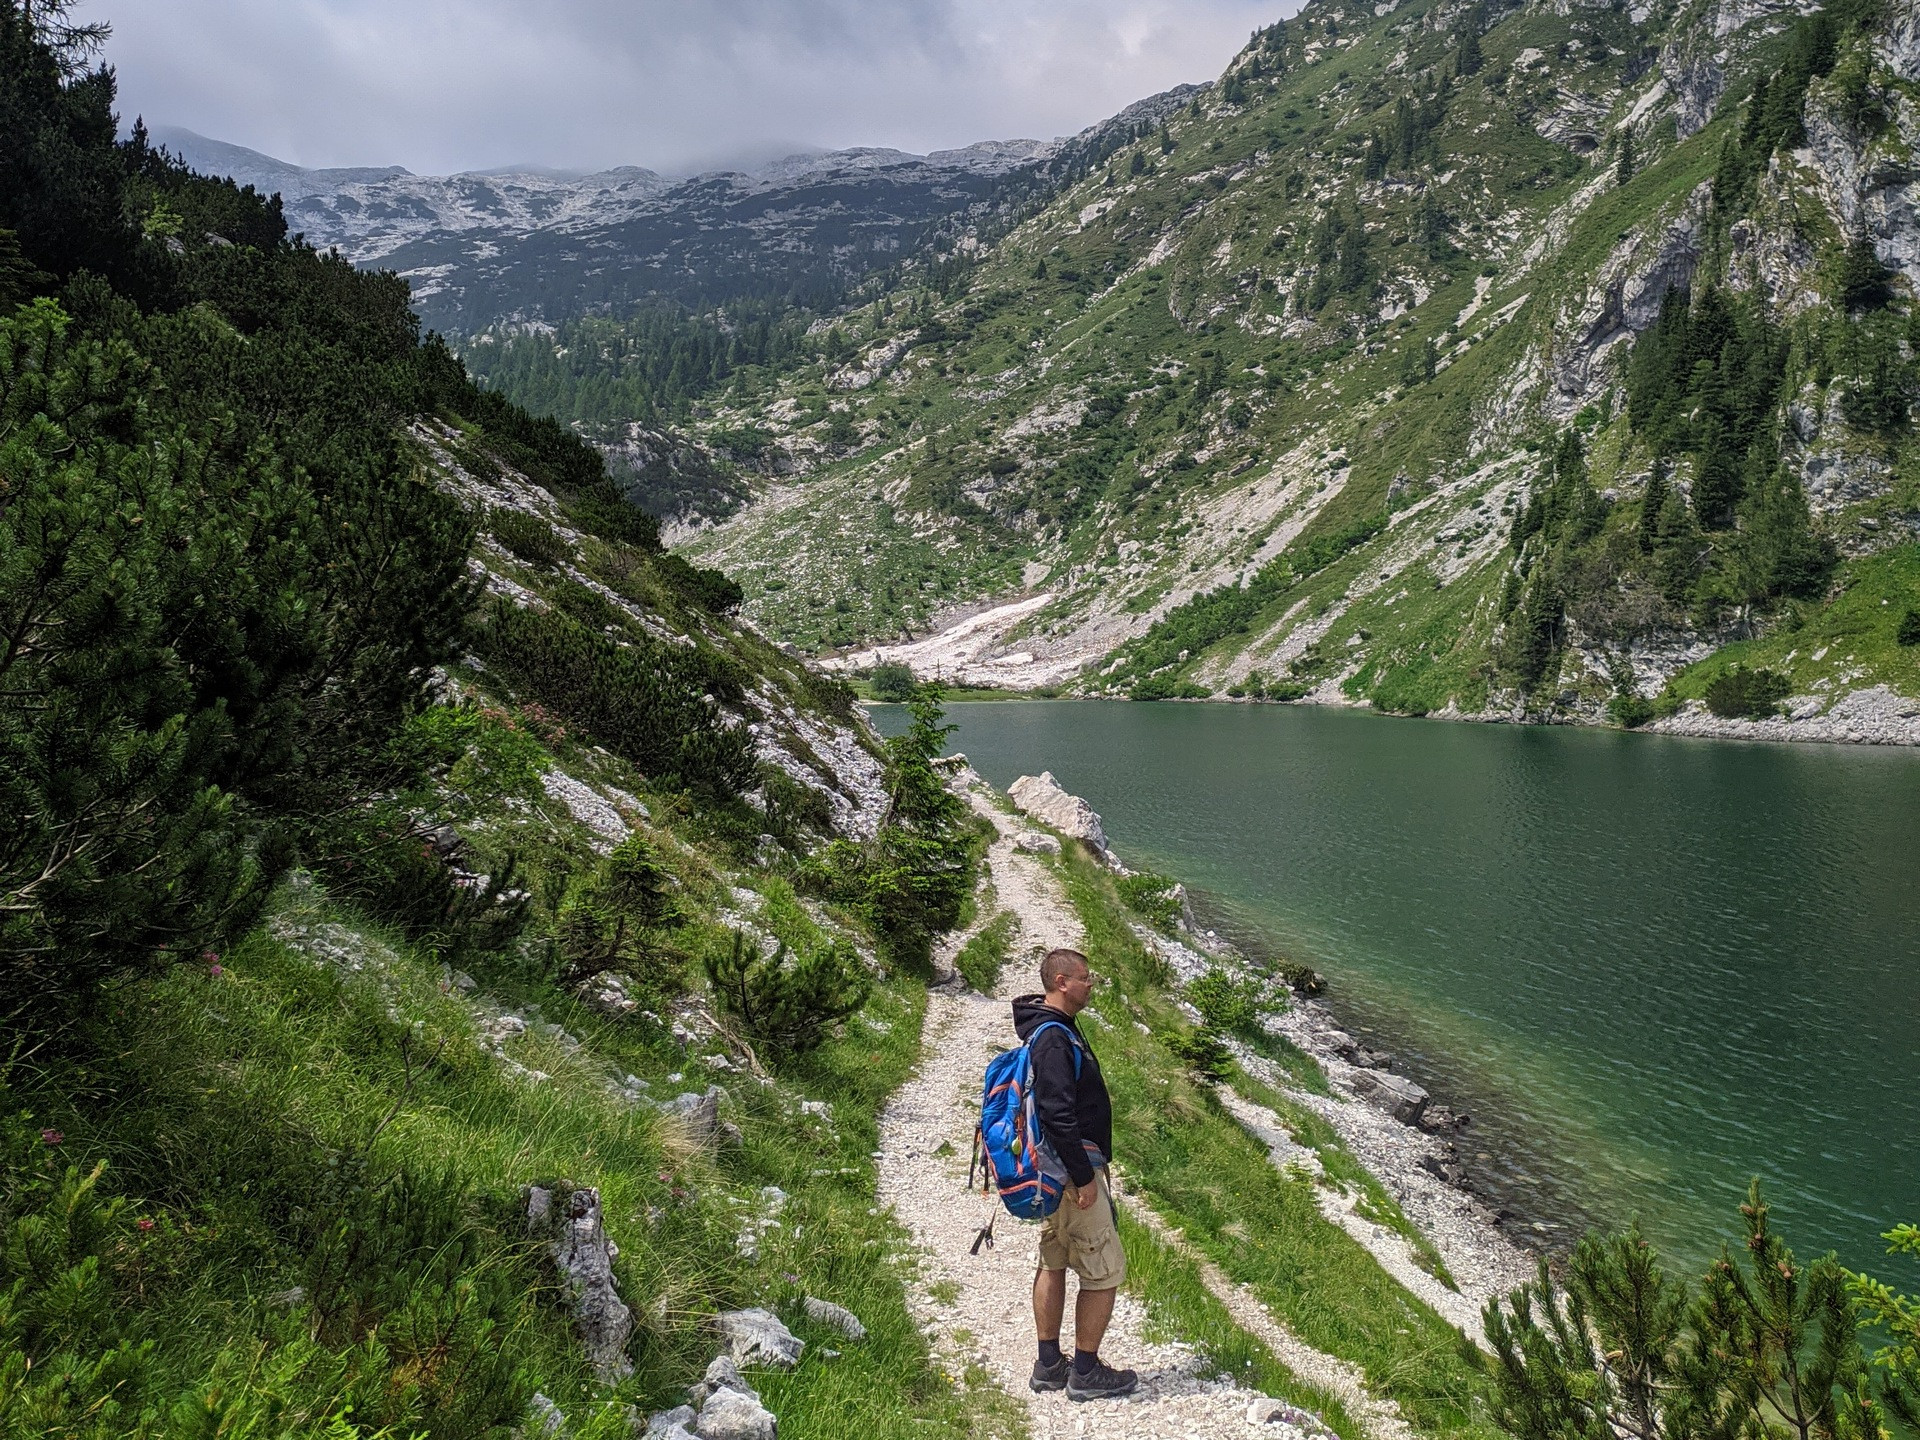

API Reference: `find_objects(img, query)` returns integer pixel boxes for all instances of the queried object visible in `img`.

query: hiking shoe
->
[1067,1360,1138,1402]
[1029,1357,1070,1392]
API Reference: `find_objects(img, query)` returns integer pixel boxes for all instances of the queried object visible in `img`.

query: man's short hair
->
[1040,948,1089,993]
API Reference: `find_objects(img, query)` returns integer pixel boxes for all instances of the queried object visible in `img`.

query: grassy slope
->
[6,421,1533,1438]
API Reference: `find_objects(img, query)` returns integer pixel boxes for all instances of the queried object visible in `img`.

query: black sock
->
[1073,1348,1099,1374]
[1038,1339,1063,1366]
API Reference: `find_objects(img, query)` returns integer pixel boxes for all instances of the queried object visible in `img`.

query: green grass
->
[1,875,1019,1440]
[1118,1206,1363,1439]
[1053,846,1496,1440]
[1664,544,1920,706]
[954,912,1019,993]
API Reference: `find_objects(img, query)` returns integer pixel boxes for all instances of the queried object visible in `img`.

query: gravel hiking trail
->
[876,781,1412,1440]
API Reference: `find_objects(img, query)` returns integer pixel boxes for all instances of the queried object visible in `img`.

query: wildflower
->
[209,963,224,978]
[137,1218,156,1232]
[40,1128,62,1145]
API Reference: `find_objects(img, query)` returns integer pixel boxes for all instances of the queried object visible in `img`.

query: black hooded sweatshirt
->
[1012,994,1113,1189]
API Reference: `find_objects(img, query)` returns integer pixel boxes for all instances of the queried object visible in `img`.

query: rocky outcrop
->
[1547,184,1710,416]
[1650,685,1920,745]
[802,1296,868,1341]
[1347,1069,1431,1127]
[527,1186,634,1382]
[1803,91,1920,292]
[1658,42,1723,138]
[1007,771,1113,860]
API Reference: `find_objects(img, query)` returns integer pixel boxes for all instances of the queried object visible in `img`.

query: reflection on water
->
[873,700,1920,1271]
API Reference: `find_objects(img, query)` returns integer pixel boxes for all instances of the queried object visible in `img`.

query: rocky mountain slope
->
[160,97,1194,335]
[676,0,1920,738]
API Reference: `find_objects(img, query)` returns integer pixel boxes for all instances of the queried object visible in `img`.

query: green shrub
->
[1703,665,1792,719]
[0,1107,533,1440]
[488,507,570,568]
[653,551,744,614]
[1898,609,1920,647]
[306,804,529,963]
[869,663,920,703]
[1165,1026,1233,1086]
[400,705,551,807]
[705,929,872,1058]
[1608,692,1656,728]
[1188,968,1263,1034]
[477,600,755,800]
[1115,872,1184,928]
[955,912,1018,993]
[797,694,983,969]
[555,836,682,987]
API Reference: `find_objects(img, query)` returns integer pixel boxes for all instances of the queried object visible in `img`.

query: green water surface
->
[875,699,1920,1273]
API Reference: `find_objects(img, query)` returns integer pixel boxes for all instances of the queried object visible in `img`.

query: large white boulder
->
[1007,772,1111,860]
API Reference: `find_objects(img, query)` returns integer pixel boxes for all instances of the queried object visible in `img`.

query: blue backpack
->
[968,1021,1085,1249]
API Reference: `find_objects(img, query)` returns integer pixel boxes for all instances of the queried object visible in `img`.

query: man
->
[1012,947,1138,1401]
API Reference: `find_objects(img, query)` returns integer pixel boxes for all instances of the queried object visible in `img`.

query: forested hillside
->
[675,0,1920,736]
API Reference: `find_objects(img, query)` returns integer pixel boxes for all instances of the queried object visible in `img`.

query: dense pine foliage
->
[0,1,705,1021]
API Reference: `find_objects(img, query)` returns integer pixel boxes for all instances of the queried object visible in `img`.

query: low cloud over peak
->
[106,0,1291,176]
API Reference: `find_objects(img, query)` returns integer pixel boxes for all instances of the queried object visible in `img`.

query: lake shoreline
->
[1192,891,1600,1260]
[866,684,1920,748]
[992,765,1553,1317]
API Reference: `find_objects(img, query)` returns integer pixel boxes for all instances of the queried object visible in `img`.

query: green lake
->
[871,699,1920,1274]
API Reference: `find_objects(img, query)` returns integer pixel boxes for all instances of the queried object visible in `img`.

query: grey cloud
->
[101,0,1289,176]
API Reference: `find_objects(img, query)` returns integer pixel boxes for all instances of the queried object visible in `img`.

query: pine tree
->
[1615,126,1636,185]
[1456,7,1485,77]
[1638,460,1668,554]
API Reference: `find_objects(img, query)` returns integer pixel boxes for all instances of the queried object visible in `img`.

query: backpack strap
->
[1030,1020,1084,1078]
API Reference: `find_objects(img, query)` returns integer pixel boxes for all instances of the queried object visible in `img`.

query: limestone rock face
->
[1804,94,1920,291]
[1548,183,1710,416]
[1007,772,1111,859]
[1658,41,1723,138]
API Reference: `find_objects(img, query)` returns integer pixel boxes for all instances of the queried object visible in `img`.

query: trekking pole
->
[969,1126,998,1254]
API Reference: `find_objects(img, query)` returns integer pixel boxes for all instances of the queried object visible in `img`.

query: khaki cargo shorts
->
[1034,1169,1126,1289]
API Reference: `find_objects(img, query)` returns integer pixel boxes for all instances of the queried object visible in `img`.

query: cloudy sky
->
[103,0,1293,177]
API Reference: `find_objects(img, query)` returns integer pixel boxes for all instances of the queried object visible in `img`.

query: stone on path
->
[1008,772,1113,861]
